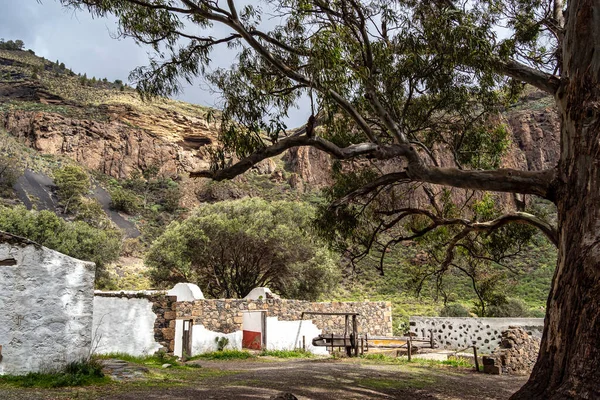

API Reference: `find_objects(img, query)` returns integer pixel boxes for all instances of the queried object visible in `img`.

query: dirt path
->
[0,358,527,400]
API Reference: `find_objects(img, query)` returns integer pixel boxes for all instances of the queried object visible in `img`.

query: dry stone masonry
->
[176,299,392,335]
[483,327,541,375]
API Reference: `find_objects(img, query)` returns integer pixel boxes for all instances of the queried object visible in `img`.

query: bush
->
[54,165,90,214]
[73,197,110,229]
[0,206,122,280]
[259,350,313,358]
[439,303,471,317]
[0,155,23,197]
[110,187,140,214]
[215,336,229,351]
[0,359,107,388]
[487,298,531,317]
[190,350,254,361]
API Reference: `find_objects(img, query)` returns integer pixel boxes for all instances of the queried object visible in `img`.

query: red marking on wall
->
[242,330,262,350]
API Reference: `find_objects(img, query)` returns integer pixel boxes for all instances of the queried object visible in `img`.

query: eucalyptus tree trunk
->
[512,1,600,398]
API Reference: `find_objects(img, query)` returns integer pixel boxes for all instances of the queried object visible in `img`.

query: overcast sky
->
[0,0,309,128]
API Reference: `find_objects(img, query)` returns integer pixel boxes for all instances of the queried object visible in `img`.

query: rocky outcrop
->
[2,110,213,179]
[283,146,333,189]
[506,108,560,171]
[483,327,541,375]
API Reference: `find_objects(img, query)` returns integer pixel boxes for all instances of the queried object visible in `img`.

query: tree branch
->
[498,59,561,94]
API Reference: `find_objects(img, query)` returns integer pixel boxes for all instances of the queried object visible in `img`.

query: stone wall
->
[483,327,541,375]
[92,291,177,356]
[177,299,393,335]
[410,317,544,354]
[0,232,95,375]
[173,299,392,356]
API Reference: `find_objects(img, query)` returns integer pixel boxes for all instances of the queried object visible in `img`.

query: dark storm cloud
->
[0,0,309,128]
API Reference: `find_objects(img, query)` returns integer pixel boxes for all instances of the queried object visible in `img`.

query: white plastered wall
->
[183,325,242,357]
[0,238,95,375]
[92,296,162,356]
[265,317,328,355]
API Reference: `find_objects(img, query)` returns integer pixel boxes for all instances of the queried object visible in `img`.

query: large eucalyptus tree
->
[59,0,598,398]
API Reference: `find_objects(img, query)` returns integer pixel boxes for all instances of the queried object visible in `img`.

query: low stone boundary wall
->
[174,299,393,356]
[177,299,393,336]
[410,317,544,354]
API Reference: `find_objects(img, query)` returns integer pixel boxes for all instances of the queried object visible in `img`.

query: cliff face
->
[2,109,214,179]
[0,46,560,208]
[506,108,560,171]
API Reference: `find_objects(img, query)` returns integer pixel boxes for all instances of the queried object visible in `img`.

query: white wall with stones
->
[0,233,95,375]
[410,316,544,354]
[92,295,163,356]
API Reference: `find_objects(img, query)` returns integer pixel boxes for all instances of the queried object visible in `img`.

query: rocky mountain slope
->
[0,46,563,232]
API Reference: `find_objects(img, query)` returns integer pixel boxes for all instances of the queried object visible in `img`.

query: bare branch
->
[498,59,561,94]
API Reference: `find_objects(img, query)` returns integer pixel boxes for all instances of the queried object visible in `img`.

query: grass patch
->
[0,359,110,388]
[360,353,474,369]
[188,350,255,361]
[259,349,314,358]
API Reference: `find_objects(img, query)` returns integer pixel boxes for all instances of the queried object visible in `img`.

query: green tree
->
[0,155,23,197]
[53,165,90,214]
[146,198,339,300]
[109,186,140,214]
[58,1,599,396]
[0,206,122,281]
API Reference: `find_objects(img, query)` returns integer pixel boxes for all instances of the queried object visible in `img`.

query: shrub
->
[259,350,313,358]
[73,197,110,229]
[110,187,140,214]
[54,165,90,214]
[215,336,229,351]
[0,155,23,197]
[487,298,531,317]
[439,303,471,317]
[0,206,122,280]
[190,350,253,361]
[0,358,107,388]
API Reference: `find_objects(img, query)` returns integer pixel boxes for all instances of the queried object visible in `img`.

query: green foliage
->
[53,165,90,214]
[109,186,140,214]
[487,297,531,318]
[73,197,111,229]
[146,198,340,299]
[189,350,254,361]
[0,154,23,197]
[0,206,122,279]
[97,351,178,367]
[0,359,108,388]
[259,349,313,359]
[215,336,230,351]
[439,303,471,317]
[0,39,25,51]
